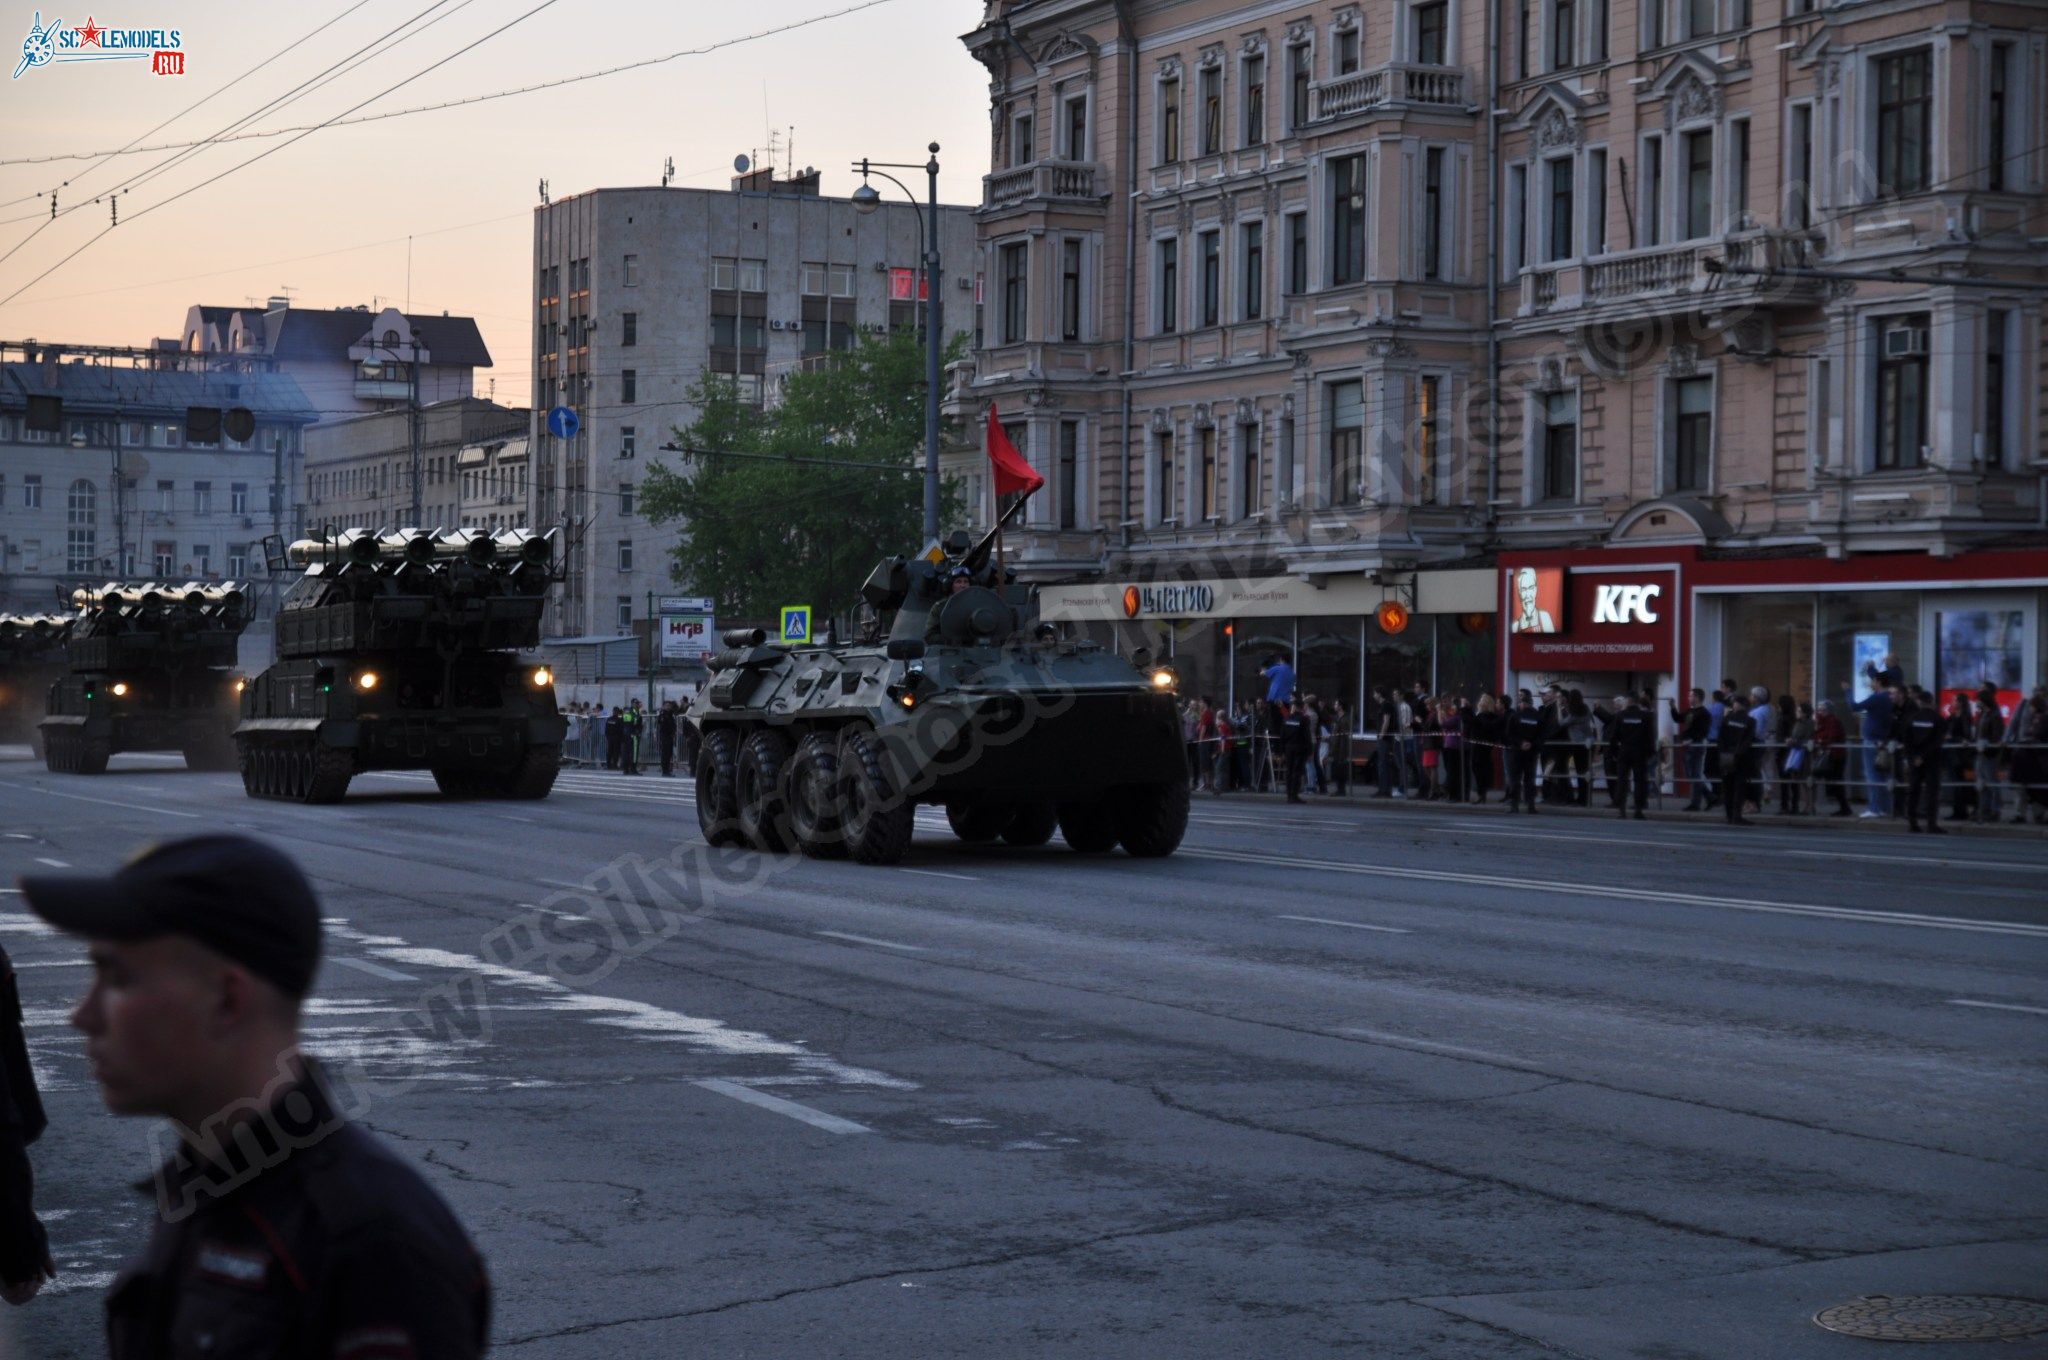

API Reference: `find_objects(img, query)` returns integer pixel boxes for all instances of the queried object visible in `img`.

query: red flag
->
[985,405,1044,497]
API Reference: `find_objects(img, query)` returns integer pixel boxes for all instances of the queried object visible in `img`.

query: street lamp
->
[850,143,944,543]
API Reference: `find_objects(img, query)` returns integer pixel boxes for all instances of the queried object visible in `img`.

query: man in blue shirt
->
[1260,652,1295,730]
[1846,679,1897,817]
[1702,688,1727,808]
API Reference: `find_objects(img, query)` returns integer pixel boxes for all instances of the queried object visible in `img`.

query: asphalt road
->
[1,749,2043,1359]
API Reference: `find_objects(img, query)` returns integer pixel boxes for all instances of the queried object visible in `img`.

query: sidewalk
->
[1199,784,2048,838]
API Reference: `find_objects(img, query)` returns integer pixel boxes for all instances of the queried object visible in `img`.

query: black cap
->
[19,835,322,999]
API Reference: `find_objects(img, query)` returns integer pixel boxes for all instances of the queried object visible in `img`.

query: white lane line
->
[1337,1026,1528,1068]
[692,1078,872,1135]
[1180,847,2048,939]
[0,782,202,820]
[0,888,17,894]
[1276,913,1413,936]
[1948,999,2048,1017]
[815,930,925,953]
[1787,849,2044,871]
[32,857,69,868]
[498,814,538,824]
[899,867,979,882]
[327,956,419,983]
[1427,825,1692,850]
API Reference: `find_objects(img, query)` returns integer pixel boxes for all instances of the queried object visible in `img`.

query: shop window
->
[1722,594,1815,710]
[1328,380,1364,506]
[1936,608,2025,703]
[1821,594,1917,706]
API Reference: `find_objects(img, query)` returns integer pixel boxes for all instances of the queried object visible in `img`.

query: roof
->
[260,308,493,367]
[0,363,318,421]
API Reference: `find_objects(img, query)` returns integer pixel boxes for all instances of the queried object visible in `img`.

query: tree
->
[639,330,964,622]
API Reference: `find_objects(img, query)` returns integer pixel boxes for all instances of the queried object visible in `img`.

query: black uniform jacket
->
[107,1062,489,1360]
[0,942,50,1285]
[1717,710,1757,758]
[1899,709,1944,759]
[1507,708,1547,751]
[1612,708,1657,762]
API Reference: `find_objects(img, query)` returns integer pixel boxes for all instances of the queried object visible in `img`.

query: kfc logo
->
[1592,583,1661,625]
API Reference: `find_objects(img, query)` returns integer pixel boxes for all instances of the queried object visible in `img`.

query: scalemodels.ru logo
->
[14,11,185,79]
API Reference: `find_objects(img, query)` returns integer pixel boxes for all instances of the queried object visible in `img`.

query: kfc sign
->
[1507,565,1676,673]
[1592,582,1661,625]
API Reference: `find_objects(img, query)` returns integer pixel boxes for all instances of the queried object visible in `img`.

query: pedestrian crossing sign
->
[780,605,812,644]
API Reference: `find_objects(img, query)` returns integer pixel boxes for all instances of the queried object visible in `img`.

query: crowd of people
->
[560,698,689,777]
[1177,652,2048,831]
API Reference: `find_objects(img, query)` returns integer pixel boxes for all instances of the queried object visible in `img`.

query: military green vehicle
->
[40,583,247,774]
[693,514,1189,864]
[1,612,75,759]
[235,527,565,803]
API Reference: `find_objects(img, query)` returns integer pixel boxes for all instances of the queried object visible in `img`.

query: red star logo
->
[76,17,103,46]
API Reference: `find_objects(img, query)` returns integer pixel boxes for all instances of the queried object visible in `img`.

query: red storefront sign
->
[1505,565,1677,673]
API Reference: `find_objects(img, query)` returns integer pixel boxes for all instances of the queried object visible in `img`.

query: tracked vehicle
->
[40,583,248,773]
[694,509,1188,864]
[1,612,75,758]
[236,527,565,803]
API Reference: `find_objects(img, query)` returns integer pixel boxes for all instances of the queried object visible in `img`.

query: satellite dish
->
[733,154,751,174]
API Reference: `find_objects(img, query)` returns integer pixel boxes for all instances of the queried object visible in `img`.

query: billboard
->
[1505,566,1563,635]
[1506,566,1676,673]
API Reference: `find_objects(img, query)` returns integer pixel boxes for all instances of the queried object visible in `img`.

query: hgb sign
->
[1592,582,1661,625]
[659,613,713,661]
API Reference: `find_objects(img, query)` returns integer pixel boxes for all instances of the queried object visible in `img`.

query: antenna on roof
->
[538,177,550,205]
[661,156,674,189]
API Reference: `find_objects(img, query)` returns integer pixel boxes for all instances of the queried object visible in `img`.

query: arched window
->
[383,329,400,346]
[66,478,98,572]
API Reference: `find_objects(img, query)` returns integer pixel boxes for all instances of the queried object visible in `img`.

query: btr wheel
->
[785,731,847,859]
[736,729,795,852]
[946,800,1014,843]
[695,728,745,847]
[835,724,914,865]
[1114,779,1190,858]
[1000,800,1059,847]
[1057,798,1119,853]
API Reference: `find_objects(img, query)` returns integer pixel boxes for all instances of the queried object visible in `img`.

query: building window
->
[1685,0,1713,38]
[1681,128,1713,239]
[622,312,637,346]
[1288,42,1311,132]
[1064,95,1089,160]
[1729,118,1750,229]
[1057,421,1080,529]
[1240,221,1264,320]
[1417,375,1441,503]
[1552,0,1576,70]
[1547,156,1575,261]
[1423,146,1447,280]
[1277,416,1296,507]
[1060,238,1083,342]
[619,483,635,516]
[191,543,210,575]
[1238,423,1261,518]
[1642,136,1664,246]
[153,542,175,576]
[1517,0,1531,77]
[620,426,636,458]
[1198,230,1221,327]
[623,254,639,287]
[157,480,175,513]
[1415,1,1448,63]
[1331,154,1367,286]
[1158,76,1181,162]
[1286,212,1309,293]
[227,545,247,577]
[1537,392,1579,502]
[1986,309,2009,465]
[617,597,633,630]
[999,241,1028,343]
[1012,111,1035,165]
[1334,24,1359,75]
[1157,238,1179,333]
[1507,163,1529,272]
[1787,103,1814,227]
[738,258,766,292]
[1591,0,1608,59]
[67,479,97,572]
[23,475,41,509]
[1586,147,1608,254]
[617,539,634,571]
[1329,381,1363,505]
[1671,375,1712,490]
[1199,65,1222,157]
[192,481,213,515]
[1988,43,2011,192]
[1243,54,1265,146]
[230,483,249,515]
[1875,314,1929,469]
[712,257,736,290]
[1194,425,1216,520]
[1156,430,1177,523]
[1876,50,1931,197]
[621,369,637,403]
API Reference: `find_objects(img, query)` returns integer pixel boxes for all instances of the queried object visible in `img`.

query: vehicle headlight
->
[531,667,552,687]
[354,670,379,691]
[233,678,246,693]
[1150,667,1177,690]
[110,681,130,697]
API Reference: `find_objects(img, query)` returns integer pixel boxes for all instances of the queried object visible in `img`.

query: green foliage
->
[639,330,964,621]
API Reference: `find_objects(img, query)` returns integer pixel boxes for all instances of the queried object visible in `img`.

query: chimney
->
[266,295,290,313]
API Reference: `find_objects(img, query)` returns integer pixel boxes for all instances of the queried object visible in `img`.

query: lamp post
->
[850,143,943,543]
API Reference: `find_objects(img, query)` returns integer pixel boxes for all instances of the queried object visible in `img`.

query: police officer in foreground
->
[1897,692,1946,834]
[0,937,54,1306]
[1611,691,1657,821]
[1505,690,1546,813]
[1717,692,1758,826]
[20,835,490,1358]
[1279,702,1311,803]
[656,699,680,778]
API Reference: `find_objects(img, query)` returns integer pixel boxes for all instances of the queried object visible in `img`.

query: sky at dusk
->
[0,0,993,406]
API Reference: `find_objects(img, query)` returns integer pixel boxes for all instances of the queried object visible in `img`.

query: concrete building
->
[528,167,980,638]
[457,433,531,534]
[172,298,493,419]
[0,341,316,615]
[302,398,527,538]
[957,0,2048,713]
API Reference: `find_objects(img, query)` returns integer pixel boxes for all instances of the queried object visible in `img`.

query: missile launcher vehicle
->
[235,527,566,803]
[0,612,76,757]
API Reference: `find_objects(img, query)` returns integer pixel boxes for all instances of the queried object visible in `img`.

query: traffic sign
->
[659,595,713,614]
[546,406,580,439]
[779,605,812,644]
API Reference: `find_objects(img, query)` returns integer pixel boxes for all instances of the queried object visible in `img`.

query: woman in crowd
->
[1325,699,1352,795]
[1466,694,1503,803]
[1416,695,1443,800]
[2008,686,2048,823]
[1781,699,1815,815]
[1438,698,1467,804]
[1812,699,1852,816]
[1944,691,1977,822]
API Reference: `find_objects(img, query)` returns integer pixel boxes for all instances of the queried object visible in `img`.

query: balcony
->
[980,160,1104,214]
[1514,231,1826,330]
[1311,63,1470,123]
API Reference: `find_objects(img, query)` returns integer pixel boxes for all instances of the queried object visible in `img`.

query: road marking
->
[1948,999,2048,1017]
[816,930,925,953]
[693,1078,872,1134]
[32,857,69,868]
[1427,825,1692,850]
[1337,1026,1528,1068]
[899,868,979,882]
[1180,847,2048,938]
[497,814,538,824]
[1277,914,1412,935]
[327,956,419,983]
[0,781,202,820]
[0,888,17,894]
[1786,849,2042,871]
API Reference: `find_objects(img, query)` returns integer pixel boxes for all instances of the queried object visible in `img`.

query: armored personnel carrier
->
[693,514,1188,864]
[0,612,75,757]
[40,583,247,774]
[236,527,565,803]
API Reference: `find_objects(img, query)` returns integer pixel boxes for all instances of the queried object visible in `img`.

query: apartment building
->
[529,167,980,639]
[302,397,527,539]
[958,0,2047,714]
[172,299,493,419]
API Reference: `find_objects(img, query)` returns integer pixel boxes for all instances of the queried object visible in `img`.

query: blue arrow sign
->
[545,406,580,439]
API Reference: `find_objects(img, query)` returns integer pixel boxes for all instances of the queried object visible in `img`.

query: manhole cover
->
[1813,1295,2048,1342]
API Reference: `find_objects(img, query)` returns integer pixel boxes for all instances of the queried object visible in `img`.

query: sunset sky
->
[0,0,992,405]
